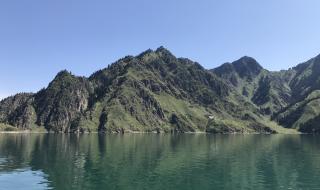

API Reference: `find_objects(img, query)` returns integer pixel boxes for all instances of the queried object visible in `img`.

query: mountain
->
[272,55,320,133]
[212,56,293,115]
[0,47,319,133]
[212,54,320,133]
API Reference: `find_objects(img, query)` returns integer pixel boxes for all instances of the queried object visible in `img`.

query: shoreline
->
[0,130,304,135]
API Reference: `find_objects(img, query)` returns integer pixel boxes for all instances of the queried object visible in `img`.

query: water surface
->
[0,134,319,190]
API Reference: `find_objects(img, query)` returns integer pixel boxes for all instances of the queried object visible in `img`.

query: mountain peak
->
[155,46,169,53]
[155,46,175,58]
[234,56,261,67]
[136,46,176,63]
[232,56,263,78]
[137,49,154,58]
[212,56,263,79]
[54,70,73,79]
[48,70,78,89]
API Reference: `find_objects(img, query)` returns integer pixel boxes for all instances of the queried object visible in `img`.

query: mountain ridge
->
[1,47,319,133]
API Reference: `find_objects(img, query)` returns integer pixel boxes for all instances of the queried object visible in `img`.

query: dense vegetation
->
[1,47,320,133]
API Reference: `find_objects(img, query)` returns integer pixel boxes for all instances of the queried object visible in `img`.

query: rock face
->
[34,71,93,132]
[1,47,320,133]
[0,93,36,129]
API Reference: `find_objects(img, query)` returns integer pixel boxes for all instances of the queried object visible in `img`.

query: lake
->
[0,134,319,190]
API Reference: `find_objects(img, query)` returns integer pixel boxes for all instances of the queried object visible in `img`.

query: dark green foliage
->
[251,76,271,106]
[0,93,36,129]
[290,55,320,100]
[170,113,195,133]
[232,56,263,79]
[98,108,108,131]
[34,70,93,132]
[299,115,320,133]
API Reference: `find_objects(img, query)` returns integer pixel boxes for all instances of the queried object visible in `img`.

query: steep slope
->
[0,93,36,129]
[274,90,320,132]
[213,54,320,133]
[289,55,320,100]
[0,71,93,132]
[33,70,93,132]
[0,47,277,133]
[79,47,274,133]
[212,57,293,115]
[273,55,320,132]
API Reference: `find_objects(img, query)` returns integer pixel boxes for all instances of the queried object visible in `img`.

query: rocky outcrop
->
[34,71,93,132]
[0,93,36,129]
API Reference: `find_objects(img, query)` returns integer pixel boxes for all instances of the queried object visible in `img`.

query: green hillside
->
[1,47,320,133]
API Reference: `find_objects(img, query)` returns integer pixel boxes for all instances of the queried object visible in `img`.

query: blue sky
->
[1,0,320,99]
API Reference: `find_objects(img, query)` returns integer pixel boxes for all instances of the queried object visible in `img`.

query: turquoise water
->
[0,134,320,190]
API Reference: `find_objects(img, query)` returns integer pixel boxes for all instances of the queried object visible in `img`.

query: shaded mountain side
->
[1,47,320,133]
[289,55,320,101]
[271,56,320,132]
[0,93,36,129]
[34,70,93,132]
[273,91,320,132]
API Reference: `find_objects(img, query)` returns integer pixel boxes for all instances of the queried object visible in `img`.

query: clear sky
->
[1,0,320,100]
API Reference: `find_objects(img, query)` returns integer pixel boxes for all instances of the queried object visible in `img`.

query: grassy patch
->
[0,123,18,131]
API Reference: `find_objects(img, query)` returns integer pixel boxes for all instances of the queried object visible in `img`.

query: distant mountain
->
[1,47,319,133]
[212,56,293,115]
[212,54,320,133]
